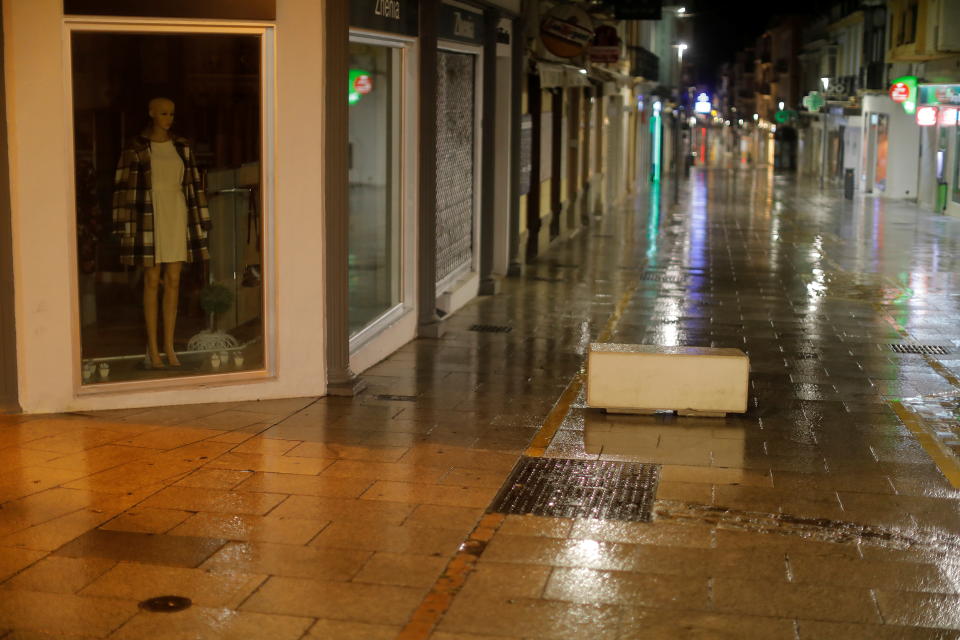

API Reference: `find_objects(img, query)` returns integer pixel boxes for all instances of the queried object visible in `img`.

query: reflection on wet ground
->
[3,169,960,638]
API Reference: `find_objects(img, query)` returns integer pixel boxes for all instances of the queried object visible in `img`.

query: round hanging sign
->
[540,4,594,59]
[889,81,910,103]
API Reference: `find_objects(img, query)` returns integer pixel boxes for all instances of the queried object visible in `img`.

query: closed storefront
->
[434,2,483,314]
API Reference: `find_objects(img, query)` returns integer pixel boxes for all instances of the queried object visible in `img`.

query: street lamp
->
[676,42,688,64]
[820,77,830,92]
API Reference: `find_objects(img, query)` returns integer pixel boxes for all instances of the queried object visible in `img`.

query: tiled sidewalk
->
[3,170,960,639]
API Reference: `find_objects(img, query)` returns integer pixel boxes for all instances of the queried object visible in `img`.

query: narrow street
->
[3,169,960,639]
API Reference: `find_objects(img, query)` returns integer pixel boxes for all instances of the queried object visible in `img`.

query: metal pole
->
[819,112,828,190]
[673,111,680,204]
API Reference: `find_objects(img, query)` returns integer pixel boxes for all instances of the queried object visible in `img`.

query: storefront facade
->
[5,0,335,413]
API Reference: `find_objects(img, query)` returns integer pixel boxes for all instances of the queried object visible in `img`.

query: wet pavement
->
[3,168,960,639]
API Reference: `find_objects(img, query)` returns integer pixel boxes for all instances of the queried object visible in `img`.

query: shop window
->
[347,42,402,335]
[72,31,266,384]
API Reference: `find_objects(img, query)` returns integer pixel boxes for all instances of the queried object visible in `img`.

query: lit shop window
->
[72,32,265,384]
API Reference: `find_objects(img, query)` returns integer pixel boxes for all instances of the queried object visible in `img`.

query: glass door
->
[347,41,402,335]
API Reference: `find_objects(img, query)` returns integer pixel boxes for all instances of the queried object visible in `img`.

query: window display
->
[72,31,265,384]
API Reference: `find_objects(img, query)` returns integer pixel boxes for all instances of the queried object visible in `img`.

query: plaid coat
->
[112,134,212,266]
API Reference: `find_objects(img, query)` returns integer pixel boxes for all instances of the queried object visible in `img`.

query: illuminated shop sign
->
[694,93,711,114]
[916,105,939,126]
[890,76,918,115]
[941,107,958,127]
[918,84,960,106]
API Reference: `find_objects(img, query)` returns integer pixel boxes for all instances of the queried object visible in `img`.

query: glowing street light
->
[820,77,830,92]
[676,42,688,63]
[778,101,785,111]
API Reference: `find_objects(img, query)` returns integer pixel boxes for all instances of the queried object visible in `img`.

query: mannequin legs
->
[144,261,183,368]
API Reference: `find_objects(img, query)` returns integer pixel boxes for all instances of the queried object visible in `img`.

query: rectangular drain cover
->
[489,457,660,522]
[469,324,513,333]
[890,344,951,355]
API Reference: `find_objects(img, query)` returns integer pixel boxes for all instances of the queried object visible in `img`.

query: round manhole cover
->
[138,595,192,612]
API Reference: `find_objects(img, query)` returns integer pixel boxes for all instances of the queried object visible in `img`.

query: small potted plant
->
[187,283,239,351]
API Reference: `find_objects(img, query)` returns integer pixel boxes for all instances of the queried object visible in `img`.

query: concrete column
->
[417,0,445,337]
[478,8,500,296]
[0,11,18,412]
[507,12,524,277]
[323,0,366,396]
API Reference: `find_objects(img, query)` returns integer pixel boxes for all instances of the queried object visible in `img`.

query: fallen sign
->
[586,343,749,417]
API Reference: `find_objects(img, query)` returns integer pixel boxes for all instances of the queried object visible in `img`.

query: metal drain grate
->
[890,344,951,355]
[374,394,417,402]
[489,457,660,522]
[469,324,513,333]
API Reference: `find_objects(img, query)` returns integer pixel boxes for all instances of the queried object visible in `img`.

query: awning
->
[535,61,592,88]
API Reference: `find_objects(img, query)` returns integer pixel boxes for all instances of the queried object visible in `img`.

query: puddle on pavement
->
[655,499,960,553]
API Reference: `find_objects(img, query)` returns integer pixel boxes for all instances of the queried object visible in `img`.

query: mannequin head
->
[147,97,175,134]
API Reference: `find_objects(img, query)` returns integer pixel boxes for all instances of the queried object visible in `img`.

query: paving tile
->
[712,576,881,623]
[544,566,710,609]
[240,575,424,625]
[619,607,798,639]
[569,519,714,548]
[1,556,116,594]
[796,619,960,639]
[360,480,496,508]
[311,520,464,555]
[458,562,553,600]
[236,471,372,498]
[55,529,226,568]
[201,541,370,581]
[481,535,638,571]
[111,426,223,450]
[171,512,326,545]
[270,494,416,525]
[304,619,400,640]
[437,594,620,639]
[205,451,333,475]
[98,508,193,534]
[109,607,312,640]
[497,515,574,539]
[0,547,46,581]
[0,590,138,636]
[353,551,447,587]
[174,468,254,490]
[789,555,957,593]
[139,486,288,516]
[874,590,960,629]
[81,561,265,608]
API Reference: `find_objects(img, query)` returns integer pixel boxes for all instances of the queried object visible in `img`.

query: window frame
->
[63,18,278,396]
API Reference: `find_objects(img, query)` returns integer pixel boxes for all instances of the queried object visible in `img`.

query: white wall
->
[4,0,330,411]
[862,94,920,200]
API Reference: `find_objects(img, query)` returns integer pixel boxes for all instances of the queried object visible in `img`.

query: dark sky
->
[687,0,835,90]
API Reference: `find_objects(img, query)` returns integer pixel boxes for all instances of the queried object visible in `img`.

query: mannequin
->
[113,97,212,369]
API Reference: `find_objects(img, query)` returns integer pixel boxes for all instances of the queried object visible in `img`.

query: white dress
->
[150,140,188,263]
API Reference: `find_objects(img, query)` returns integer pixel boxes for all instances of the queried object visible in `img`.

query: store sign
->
[942,107,959,127]
[919,84,960,106]
[889,82,910,103]
[350,0,419,37]
[802,91,824,112]
[64,0,275,19]
[540,4,594,58]
[589,24,622,63]
[890,75,918,115]
[694,92,711,114]
[439,4,484,44]
[916,105,939,126]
